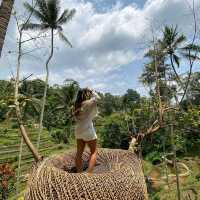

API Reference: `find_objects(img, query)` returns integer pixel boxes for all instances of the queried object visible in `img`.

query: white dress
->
[75,92,100,141]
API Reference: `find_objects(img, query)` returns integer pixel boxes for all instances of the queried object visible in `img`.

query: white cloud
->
[1,0,200,95]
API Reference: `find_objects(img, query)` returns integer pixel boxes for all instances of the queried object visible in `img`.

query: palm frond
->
[37,0,48,17]
[24,2,44,21]
[144,49,157,58]
[31,97,42,113]
[173,54,180,67]
[23,23,50,30]
[24,2,47,22]
[172,25,178,41]
[57,9,76,25]
[180,52,199,61]
[162,25,179,47]
[47,0,60,24]
[31,97,42,106]
[163,26,171,38]
[163,26,173,46]
[181,44,200,52]
[24,2,46,22]
[173,35,186,48]
[58,30,72,47]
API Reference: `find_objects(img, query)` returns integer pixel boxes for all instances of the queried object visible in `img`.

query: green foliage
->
[20,79,45,98]
[11,123,19,129]
[0,128,8,136]
[0,80,14,121]
[99,93,122,116]
[0,101,8,121]
[98,113,129,149]
[145,151,162,164]
[122,89,140,111]
[0,122,72,198]
[141,25,200,104]
[182,72,200,107]
[177,106,200,152]
[43,80,79,139]
[24,0,76,46]
[50,129,68,144]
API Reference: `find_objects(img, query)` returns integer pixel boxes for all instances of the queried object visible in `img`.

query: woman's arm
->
[91,90,101,100]
[82,90,100,108]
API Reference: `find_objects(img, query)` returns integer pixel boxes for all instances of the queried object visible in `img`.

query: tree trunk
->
[16,137,23,194]
[37,28,54,149]
[15,30,41,162]
[153,41,163,125]
[170,115,181,200]
[169,54,183,88]
[0,0,15,57]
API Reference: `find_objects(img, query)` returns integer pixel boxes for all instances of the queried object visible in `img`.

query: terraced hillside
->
[0,122,74,199]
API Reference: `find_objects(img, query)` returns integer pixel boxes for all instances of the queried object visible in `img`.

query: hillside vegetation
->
[0,121,74,199]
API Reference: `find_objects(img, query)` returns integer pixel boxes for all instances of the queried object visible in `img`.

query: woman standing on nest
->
[74,88,100,173]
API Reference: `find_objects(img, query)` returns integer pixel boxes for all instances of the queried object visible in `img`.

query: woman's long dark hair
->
[74,88,92,117]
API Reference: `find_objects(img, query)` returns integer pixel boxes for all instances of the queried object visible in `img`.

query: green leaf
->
[182,44,200,52]
[37,0,48,17]
[173,54,180,67]
[24,2,47,22]
[47,0,60,24]
[23,23,49,30]
[180,52,199,61]
[173,35,186,48]
[58,30,73,47]
[57,9,76,25]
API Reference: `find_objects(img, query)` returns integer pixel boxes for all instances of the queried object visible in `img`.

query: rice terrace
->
[0,0,200,200]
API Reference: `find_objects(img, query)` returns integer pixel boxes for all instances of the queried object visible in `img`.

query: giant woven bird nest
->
[25,148,148,200]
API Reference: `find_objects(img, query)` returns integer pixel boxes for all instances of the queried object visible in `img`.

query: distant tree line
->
[0,71,199,159]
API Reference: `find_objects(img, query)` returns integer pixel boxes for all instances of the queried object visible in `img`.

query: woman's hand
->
[85,87,101,100]
[91,90,101,100]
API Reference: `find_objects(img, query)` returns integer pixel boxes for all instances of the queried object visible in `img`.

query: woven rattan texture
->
[24,149,148,200]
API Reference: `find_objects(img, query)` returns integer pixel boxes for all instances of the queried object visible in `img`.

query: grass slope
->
[0,122,75,199]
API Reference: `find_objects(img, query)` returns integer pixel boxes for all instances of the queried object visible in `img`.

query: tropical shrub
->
[98,113,129,149]
[0,164,15,200]
[50,130,68,144]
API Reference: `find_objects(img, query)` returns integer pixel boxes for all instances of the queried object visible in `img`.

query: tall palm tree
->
[159,25,199,85]
[0,0,15,57]
[24,0,76,149]
[141,51,168,86]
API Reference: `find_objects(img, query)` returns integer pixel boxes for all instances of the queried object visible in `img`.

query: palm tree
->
[23,0,76,149]
[159,25,199,85]
[0,0,15,57]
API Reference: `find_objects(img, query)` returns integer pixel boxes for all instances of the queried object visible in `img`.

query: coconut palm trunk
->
[0,0,15,57]
[37,28,54,149]
[169,54,182,86]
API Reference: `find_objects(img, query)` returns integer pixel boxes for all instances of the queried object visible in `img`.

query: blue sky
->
[85,0,147,11]
[0,0,200,95]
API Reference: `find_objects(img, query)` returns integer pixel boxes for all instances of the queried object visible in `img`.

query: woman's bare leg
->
[87,139,97,173]
[75,139,86,173]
